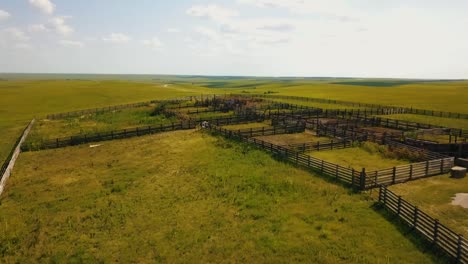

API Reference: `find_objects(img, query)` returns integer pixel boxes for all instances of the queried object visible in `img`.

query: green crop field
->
[0,130,446,263]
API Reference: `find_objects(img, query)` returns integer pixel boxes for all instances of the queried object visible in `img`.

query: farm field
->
[389,174,468,237]
[0,79,214,164]
[308,143,409,172]
[0,130,445,263]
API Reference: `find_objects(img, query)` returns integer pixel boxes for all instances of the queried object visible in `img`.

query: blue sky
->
[0,0,467,78]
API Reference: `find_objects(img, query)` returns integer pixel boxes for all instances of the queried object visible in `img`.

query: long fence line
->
[250,94,468,120]
[0,119,35,196]
[379,187,467,263]
[45,96,204,120]
[279,139,354,153]
[22,114,268,151]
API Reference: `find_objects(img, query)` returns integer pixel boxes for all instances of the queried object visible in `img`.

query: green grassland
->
[389,174,468,237]
[0,79,214,164]
[224,80,468,113]
[26,105,178,141]
[0,130,445,263]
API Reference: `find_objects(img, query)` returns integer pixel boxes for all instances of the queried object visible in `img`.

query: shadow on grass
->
[371,202,455,264]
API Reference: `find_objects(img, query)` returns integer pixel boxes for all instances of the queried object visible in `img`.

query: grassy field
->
[26,105,178,141]
[0,130,445,263]
[228,80,468,113]
[0,79,214,164]
[389,174,468,237]
[309,145,409,172]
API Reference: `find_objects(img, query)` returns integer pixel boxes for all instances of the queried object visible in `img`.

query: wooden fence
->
[45,97,196,120]
[379,186,467,263]
[365,157,454,189]
[1,120,35,196]
[280,139,354,152]
[22,114,266,151]
[225,125,305,138]
[213,123,452,190]
[250,94,468,120]
[210,125,365,189]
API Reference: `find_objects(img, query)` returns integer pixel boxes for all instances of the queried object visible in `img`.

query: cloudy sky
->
[0,0,467,78]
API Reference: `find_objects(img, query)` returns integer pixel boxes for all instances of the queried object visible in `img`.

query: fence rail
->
[379,186,467,263]
[22,114,267,151]
[250,94,468,120]
[1,120,35,196]
[279,139,354,152]
[210,125,364,189]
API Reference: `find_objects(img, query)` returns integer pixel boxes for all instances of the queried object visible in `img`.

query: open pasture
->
[0,130,445,263]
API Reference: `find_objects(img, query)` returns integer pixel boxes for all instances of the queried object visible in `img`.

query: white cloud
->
[4,28,29,41]
[167,28,180,33]
[29,24,50,33]
[237,0,360,21]
[142,37,163,50]
[29,0,55,15]
[0,9,11,21]
[102,33,131,43]
[50,16,73,35]
[59,40,84,48]
[15,43,33,50]
[187,5,238,22]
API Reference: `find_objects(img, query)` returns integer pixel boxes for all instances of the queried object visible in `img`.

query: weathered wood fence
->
[22,115,267,151]
[251,94,468,120]
[379,186,467,263]
[210,125,366,190]
[0,120,35,196]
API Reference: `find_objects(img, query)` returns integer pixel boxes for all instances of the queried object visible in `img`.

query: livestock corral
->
[1,93,467,263]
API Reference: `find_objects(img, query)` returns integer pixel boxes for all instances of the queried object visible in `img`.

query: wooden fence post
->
[409,164,413,180]
[359,168,366,190]
[433,220,439,245]
[397,196,402,216]
[456,234,463,263]
[425,161,429,176]
[392,167,396,184]
[307,156,311,167]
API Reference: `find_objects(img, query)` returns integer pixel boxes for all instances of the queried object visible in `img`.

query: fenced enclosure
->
[251,94,468,120]
[279,139,354,152]
[211,124,453,191]
[210,125,366,190]
[22,115,267,151]
[379,186,467,263]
